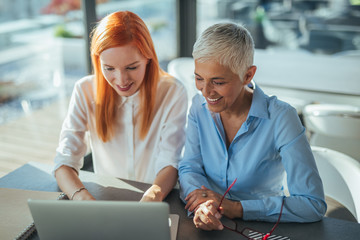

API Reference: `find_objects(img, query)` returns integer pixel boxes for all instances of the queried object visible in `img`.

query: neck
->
[221,86,253,120]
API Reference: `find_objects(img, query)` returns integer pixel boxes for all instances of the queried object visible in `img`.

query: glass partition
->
[0,0,176,125]
[197,0,360,54]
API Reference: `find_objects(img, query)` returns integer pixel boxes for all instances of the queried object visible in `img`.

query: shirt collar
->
[201,81,270,120]
[248,82,270,120]
[118,90,140,108]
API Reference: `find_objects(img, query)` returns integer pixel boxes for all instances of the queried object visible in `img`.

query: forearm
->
[55,165,94,200]
[142,166,178,201]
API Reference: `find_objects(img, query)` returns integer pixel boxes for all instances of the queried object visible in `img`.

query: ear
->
[243,65,257,85]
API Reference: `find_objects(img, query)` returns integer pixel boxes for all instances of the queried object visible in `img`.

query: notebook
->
[0,188,64,240]
[28,200,179,240]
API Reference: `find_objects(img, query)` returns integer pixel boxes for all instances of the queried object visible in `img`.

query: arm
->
[140,166,177,201]
[142,80,188,201]
[53,78,93,199]
[276,107,326,222]
[178,95,211,208]
[241,107,327,222]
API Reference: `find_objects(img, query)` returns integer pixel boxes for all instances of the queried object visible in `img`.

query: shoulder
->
[73,75,95,94]
[266,95,303,135]
[75,75,95,88]
[191,94,204,107]
[267,95,298,118]
[252,85,299,125]
[71,75,96,104]
[157,74,187,101]
[158,74,186,93]
[188,94,206,117]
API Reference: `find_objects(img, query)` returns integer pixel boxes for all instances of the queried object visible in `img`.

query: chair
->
[303,103,360,161]
[167,57,198,106]
[311,146,360,223]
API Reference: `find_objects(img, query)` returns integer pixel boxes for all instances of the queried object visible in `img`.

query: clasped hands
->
[185,185,241,231]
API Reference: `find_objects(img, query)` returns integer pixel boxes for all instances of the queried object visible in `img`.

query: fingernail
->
[218,225,224,230]
[215,213,221,219]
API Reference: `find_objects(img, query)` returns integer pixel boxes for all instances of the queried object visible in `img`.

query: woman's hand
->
[185,186,244,219]
[140,185,163,202]
[140,166,177,202]
[193,200,224,231]
[185,186,223,212]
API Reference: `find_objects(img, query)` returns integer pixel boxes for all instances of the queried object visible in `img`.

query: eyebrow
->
[195,72,225,80]
[126,61,140,67]
[102,61,140,68]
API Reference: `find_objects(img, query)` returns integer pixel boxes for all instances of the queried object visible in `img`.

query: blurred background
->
[0,0,360,177]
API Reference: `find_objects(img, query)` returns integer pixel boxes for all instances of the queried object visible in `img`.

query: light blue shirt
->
[178,84,327,222]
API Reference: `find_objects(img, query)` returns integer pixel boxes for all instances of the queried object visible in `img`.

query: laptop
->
[28,200,179,240]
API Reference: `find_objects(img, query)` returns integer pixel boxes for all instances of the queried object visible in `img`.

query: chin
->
[208,105,223,113]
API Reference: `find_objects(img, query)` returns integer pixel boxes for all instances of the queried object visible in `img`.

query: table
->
[1,163,359,240]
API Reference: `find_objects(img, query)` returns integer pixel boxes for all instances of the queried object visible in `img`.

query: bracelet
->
[70,187,86,200]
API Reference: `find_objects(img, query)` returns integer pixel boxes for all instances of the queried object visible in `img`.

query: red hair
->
[90,11,160,142]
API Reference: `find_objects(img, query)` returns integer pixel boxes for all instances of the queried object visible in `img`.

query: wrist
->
[70,187,87,200]
[223,199,243,219]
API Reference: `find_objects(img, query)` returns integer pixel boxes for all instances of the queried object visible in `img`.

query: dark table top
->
[1,163,359,240]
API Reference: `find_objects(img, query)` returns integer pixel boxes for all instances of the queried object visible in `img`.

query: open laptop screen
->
[28,200,177,240]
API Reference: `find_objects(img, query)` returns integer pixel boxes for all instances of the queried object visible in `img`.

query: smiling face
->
[100,44,149,97]
[195,60,255,114]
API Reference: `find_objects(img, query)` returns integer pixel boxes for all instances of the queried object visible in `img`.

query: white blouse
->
[54,75,188,183]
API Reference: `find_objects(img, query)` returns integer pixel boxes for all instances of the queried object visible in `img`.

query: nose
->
[202,81,213,97]
[114,70,129,86]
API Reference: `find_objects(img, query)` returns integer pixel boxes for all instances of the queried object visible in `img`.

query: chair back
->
[167,57,198,102]
[303,104,360,161]
[311,146,360,222]
[303,104,360,139]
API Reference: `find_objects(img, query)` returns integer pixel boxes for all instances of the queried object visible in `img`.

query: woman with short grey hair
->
[179,22,326,232]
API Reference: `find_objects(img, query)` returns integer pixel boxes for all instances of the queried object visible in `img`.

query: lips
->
[117,82,134,91]
[206,96,222,105]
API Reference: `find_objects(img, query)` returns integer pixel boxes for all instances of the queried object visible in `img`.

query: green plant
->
[54,24,76,38]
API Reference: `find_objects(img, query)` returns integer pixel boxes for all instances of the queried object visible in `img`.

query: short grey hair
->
[192,23,255,79]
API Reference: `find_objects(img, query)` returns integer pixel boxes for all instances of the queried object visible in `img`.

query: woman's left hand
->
[185,186,223,212]
[193,200,224,231]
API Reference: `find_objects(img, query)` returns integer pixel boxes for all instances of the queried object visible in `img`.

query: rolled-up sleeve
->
[53,80,89,176]
[154,82,188,175]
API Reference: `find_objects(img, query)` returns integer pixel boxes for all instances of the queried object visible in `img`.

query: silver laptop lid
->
[28,200,171,240]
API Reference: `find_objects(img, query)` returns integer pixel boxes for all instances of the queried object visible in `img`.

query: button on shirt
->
[54,75,188,183]
[178,84,326,222]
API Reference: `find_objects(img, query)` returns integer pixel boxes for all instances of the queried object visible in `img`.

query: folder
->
[0,188,64,240]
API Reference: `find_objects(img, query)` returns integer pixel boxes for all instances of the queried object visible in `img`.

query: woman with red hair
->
[53,11,187,201]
